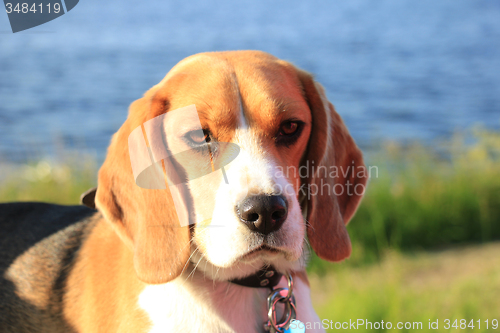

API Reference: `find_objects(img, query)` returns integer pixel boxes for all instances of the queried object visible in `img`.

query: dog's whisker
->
[181,246,199,276]
[186,255,203,281]
[178,239,198,275]
[303,236,311,248]
[303,217,316,232]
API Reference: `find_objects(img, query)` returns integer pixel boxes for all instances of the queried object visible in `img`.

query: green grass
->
[309,127,500,273]
[0,156,96,205]
[311,243,500,332]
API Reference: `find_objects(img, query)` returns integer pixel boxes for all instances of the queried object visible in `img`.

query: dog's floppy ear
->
[95,87,191,284]
[298,70,367,262]
[80,187,97,209]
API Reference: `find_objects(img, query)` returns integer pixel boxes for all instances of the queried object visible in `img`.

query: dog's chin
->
[237,245,282,263]
[189,245,306,282]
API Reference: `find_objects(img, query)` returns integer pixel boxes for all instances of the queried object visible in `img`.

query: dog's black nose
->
[236,195,288,234]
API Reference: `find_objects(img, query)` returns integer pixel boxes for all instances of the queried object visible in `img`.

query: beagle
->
[0,51,367,333]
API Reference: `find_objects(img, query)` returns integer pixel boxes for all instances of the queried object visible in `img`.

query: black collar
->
[229,266,283,289]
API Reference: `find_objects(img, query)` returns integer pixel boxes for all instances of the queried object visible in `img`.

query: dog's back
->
[0,202,96,333]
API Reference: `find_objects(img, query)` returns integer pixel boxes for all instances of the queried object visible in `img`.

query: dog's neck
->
[139,270,272,333]
[137,267,327,333]
[65,217,323,333]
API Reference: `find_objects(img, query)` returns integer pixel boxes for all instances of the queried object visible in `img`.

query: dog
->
[0,50,367,333]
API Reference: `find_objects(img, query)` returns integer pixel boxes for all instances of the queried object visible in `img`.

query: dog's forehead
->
[231,58,310,132]
[156,52,309,139]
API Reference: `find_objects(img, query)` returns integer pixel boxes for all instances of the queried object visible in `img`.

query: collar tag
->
[264,274,305,332]
[284,320,306,333]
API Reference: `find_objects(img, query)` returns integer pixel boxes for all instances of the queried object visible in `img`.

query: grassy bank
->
[309,128,500,273]
[311,242,500,332]
[0,157,96,205]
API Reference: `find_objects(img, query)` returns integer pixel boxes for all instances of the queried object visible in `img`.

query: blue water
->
[1,0,499,163]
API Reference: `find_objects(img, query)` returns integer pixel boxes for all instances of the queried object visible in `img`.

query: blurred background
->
[1,0,499,331]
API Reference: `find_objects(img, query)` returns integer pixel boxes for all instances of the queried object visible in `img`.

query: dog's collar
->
[229,266,283,289]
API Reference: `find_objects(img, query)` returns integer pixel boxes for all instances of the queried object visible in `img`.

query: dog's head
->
[94,51,367,284]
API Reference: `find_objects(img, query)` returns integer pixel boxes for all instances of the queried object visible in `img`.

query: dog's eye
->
[185,130,211,146]
[276,120,304,146]
[280,121,299,135]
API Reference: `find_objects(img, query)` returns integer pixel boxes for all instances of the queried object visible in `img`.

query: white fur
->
[189,121,307,278]
[138,270,325,333]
